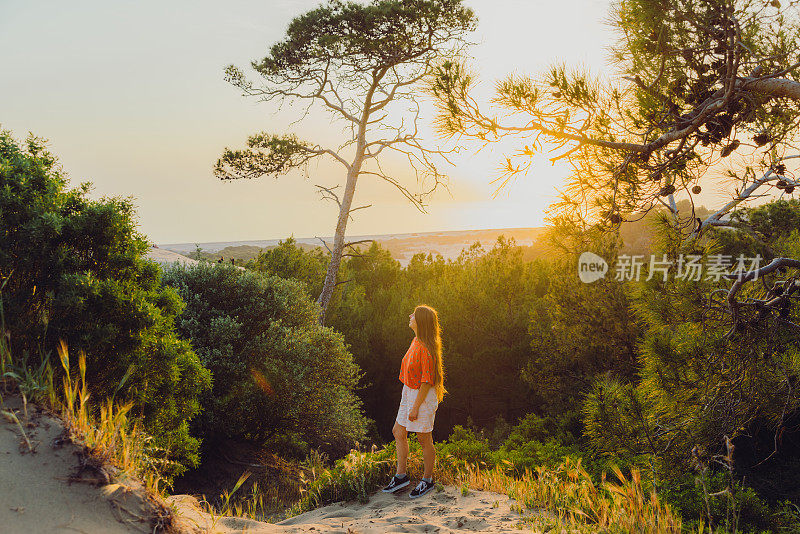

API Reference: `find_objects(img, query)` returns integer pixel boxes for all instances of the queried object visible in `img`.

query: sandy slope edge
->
[168,484,535,533]
[0,394,173,533]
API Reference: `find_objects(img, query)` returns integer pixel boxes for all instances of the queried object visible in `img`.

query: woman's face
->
[408,311,417,332]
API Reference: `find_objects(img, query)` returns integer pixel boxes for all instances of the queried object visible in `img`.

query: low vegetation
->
[162,262,367,457]
[0,318,174,527]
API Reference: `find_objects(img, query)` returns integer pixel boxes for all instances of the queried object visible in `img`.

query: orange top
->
[399,337,434,389]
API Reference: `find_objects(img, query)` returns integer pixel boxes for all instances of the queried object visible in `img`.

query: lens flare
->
[250,368,274,395]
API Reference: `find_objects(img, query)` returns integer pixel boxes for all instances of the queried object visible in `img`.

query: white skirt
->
[396,384,438,433]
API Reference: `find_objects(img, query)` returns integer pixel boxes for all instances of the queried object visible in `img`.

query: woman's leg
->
[393,422,409,474]
[417,431,435,479]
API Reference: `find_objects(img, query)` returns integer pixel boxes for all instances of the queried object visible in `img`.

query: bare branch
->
[347,204,372,215]
[315,184,343,209]
[724,258,800,338]
[315,236,333,255]
[344,239,375,249]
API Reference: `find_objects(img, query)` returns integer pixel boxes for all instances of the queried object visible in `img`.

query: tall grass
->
[290,444,395,516]
[0,313,174,495]
[283,437,684,533]
[54,340,176,493]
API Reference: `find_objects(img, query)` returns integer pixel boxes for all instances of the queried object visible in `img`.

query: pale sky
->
[1,0,615,244]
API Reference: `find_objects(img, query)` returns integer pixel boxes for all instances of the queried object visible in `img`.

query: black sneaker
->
[409,479,435,499]
[382,474,410,493]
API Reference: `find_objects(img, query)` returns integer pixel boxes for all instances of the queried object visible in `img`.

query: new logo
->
[578,252,608,283]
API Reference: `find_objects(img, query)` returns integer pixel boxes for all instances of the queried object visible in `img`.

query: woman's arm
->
[408,382,433,421]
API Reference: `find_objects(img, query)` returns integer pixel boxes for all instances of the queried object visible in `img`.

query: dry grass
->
[187,449,311,525]
[420,451,684,533]
[278,439,685,533]
[54,340,175,494]
[1,333,687,533]
[0,329,178,531]
[0,306,687,534]
[0,334,174,495]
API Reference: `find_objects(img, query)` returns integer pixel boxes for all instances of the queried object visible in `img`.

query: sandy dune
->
[146,246,201,266]
[169,485,530,533]
[0,395,168,533]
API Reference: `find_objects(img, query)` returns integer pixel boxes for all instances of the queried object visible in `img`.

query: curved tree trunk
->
[316,168,359,324]
[315,71,382,324]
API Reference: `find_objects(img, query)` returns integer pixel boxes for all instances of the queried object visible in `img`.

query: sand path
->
[169,484,532,533]
[0,396,163,533]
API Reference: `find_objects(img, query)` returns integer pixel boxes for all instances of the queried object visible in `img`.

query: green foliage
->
[327,239,546,442]
[326,243,411,439]
[579,211,800,520]
[494,439,582,477]
[291,444,395,515]
[162,263,367,456]
[433,415,593,481]
[2,345,53,406]
[660,471,800,534]
[437,425,492,467]
[583,376,656,459]
[746,200,800,244]
[586,288,800,475]
[0,130,210,470]
[714,199,800,260]
[527,249,641,414]
[430,239,546,429]
[488,413,592,476]
[252,0,476,77]
[215,134,312,181]
[245,237,327,298]
[501,413,576,449]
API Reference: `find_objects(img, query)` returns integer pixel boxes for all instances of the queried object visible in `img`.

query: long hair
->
[414,304,446,402]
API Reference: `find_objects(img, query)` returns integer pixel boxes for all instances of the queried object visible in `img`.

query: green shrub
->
[0,130,210,471]
[660,471,800,533]
[163,263,368,456]
[501,413,577,449]
[488,415,513,449]
[437,425,493,467]
[245,237,327,298]
[435,417,586,476]
[291,444,395,514]
[493,438,582,475]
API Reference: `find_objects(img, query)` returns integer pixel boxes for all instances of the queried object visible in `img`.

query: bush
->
[292,444,396,513]
[493,439,582,476]
[244,237,327,298]
[0,130,210,471]
[163,263,368,456]
[437,425,493,467]
[660,471,800,533]
[501,413,576,449]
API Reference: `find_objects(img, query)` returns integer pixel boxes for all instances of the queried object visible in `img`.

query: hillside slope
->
[0,395,171,533]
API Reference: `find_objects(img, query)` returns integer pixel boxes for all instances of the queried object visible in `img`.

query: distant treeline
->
[189,243,321,263]
[185,208,711,267]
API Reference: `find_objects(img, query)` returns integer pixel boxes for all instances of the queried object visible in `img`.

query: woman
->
[382,304,446,499]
